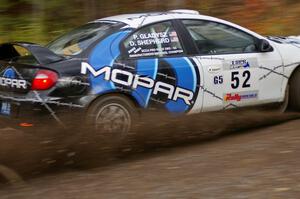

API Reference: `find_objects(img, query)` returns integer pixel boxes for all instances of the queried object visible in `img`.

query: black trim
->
[187,57,201,112]
[173,19,199,56]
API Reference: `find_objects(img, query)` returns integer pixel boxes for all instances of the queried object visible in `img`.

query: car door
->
[180,19,284,112]
[118,20,201,114]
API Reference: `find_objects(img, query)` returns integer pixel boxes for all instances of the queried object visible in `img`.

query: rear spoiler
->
[0,42,64,65]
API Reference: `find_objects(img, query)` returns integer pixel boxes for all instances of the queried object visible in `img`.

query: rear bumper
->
[0,96,86,129]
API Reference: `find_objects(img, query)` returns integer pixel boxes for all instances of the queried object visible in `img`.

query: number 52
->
[231,71,251,89]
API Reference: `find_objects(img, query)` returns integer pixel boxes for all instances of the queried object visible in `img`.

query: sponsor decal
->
[81,62,195,106]
[223,58,258,70]
[0,102,11,115]
[224,91,258,102]
[0,67,27,89]
[127,27,183,58]
[88,30,199,113]
[230,59,250,70]
[208,67,221,73]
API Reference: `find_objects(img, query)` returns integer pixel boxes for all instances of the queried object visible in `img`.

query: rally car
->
[0,9,300,136]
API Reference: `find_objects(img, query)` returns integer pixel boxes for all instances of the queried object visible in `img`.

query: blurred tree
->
[0,0,299,44]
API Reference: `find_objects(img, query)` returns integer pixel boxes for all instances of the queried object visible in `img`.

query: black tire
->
[278,84,289,113]
[85,95,138,145]
[289,68,300,111]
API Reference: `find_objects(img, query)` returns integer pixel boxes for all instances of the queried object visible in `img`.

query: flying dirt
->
[0,109,299,182]
[0,110,299,198]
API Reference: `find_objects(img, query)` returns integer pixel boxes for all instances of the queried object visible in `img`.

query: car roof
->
[93,10,215,29]
[92,9,264,39]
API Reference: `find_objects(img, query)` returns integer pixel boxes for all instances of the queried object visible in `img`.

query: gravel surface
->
[0,117,299,198]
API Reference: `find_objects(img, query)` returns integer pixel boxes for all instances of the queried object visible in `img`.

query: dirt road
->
[0,117,299,198]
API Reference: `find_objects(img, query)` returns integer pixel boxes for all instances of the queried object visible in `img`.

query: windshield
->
[46,22,122,56]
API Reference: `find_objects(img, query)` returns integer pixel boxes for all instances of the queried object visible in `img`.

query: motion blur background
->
[0,0,299,44]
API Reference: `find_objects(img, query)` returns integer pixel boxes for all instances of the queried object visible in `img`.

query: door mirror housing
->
[257,39,273,52]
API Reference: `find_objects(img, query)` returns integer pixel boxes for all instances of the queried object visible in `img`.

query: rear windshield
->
[46,22,123,56]
[13,45,39,65]
[0,45,39,65]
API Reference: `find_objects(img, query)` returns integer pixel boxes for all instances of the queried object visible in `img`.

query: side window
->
[123,21,184,58]
[182,20,258,55]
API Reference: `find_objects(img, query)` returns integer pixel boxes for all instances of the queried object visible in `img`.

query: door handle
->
[208,66,221,73]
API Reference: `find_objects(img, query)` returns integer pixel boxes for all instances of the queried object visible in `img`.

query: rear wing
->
[0,42,64,65]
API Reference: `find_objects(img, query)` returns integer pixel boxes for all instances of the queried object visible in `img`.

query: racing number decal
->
[231,71,251,89]
[242,71,251,88]
[231,72,239,89]
[214,75,223,85]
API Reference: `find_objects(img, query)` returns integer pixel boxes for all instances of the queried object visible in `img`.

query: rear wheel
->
[86,95,138,145]
[289,68,300,111]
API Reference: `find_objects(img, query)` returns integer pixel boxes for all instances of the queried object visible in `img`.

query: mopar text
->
[0,77,27,89]
[81,62,194,105]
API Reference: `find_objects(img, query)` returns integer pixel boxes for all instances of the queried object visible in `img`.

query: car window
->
[7,45,39,65]
[47,22,122,56]
[182,20,258,55]
[123,21,184,58]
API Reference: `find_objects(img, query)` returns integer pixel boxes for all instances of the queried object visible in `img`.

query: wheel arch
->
[288,64,300,83]
[86,91,142,112]
[281,63,300,97]
[285,64,300,110]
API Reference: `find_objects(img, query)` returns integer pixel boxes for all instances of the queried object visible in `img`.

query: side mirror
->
[258,39,273,52]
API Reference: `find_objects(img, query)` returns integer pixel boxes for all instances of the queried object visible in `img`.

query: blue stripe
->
[88,31,130,94]
[164,57,196,113]
[132,58,158,107]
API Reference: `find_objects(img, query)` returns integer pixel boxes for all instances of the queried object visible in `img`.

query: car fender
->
[271,41,300,98]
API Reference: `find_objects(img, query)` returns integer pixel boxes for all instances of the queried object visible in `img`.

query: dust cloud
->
[0,108,299,185]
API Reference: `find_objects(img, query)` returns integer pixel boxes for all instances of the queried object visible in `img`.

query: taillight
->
[31,70,58,90]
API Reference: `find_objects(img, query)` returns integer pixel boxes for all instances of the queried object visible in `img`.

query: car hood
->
[267,36,300,47]
[267,36,300,72]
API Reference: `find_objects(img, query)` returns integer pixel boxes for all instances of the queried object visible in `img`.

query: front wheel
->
[289,68,300,111]
[86,95,138,144]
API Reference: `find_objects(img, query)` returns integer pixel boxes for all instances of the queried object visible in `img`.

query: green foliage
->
[0,0,299,44]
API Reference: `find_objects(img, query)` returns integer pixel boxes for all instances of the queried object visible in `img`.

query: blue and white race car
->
[0,9,300,136]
